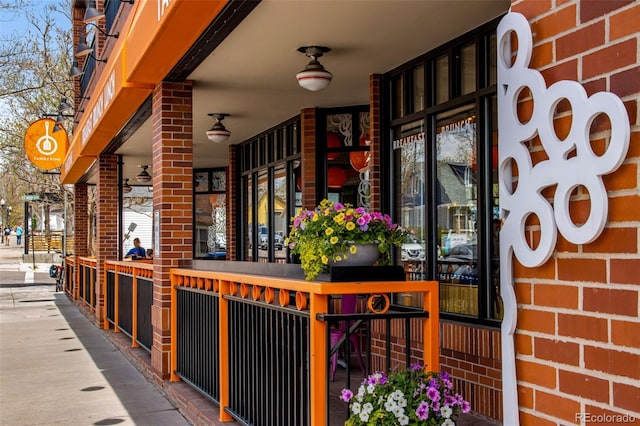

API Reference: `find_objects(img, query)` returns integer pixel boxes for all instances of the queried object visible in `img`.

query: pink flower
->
[340,389,353,402]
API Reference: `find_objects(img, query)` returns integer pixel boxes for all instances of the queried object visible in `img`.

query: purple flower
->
[440,371,451,381]
[455,393,464,404]
[444,395,456,407]
[410,363,422,372]
[359,224,369,232]
[443,379,453,389]
[354,207,365,214]
[429,378,440,389]
[415,401,429,420]
[461,400,471,413]
[427,386,441,402]
[334,203,344,211]
[431,400,440,413]
[340,389,353,402]
[356,216,367,226]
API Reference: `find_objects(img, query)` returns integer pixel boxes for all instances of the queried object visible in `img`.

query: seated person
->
[145,248,154,259]
[124,238,146,260]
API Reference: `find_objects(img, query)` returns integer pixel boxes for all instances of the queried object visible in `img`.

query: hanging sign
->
[24,118,69,171]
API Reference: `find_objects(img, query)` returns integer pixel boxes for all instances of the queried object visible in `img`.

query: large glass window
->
[239,118,300,263]
[320,107,370,208]
[387,21,501,325]
[194,168,226,259]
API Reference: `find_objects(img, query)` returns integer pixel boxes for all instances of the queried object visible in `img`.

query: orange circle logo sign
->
[24,118,69,171]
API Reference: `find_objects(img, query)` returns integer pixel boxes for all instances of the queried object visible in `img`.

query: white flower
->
[384,398,397,412]
[398,414,410,425]
[362,402,373,414]
[351,402,361,414]
[356,386,365,402]
[396,396,407,408]
[359,411,370,422]
[441,405,453,419]
[391,389,404,400]
[442,419,455,426]
[393,405,404,417]
[367,384,376,394]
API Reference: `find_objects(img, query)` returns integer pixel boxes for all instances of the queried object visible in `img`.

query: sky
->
[0,1,71,41]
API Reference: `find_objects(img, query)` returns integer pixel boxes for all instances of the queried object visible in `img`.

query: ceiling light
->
[136,165,152,184]
[206,113,231,143]
[122,178,132,194]
[83,0,105,23]
[296,46,332,91]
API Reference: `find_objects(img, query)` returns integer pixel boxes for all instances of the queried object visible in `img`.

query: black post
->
[24,202,29,255]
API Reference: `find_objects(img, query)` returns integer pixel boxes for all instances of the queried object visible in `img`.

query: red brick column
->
[73,184,89,299]
[227,146,237,260]
[369,74,383,212]
[300,107,317,210]
[96,154,119,325]
[150,81,193,379]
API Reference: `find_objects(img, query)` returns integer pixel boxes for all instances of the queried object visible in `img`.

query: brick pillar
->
[300,107,317,210]
[73,184,89,299]
[150,81,193,379]
[96,154,119,325]
[369,74,383,212]
[227,146,237,260]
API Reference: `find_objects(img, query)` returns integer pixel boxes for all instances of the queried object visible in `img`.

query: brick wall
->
[227,146,237,260]
[73,184,89,299]
[300,107,317,210]
[369,74,383,212]
[96,154,119,325]
[150,81,193,379]
[511,1,640,424]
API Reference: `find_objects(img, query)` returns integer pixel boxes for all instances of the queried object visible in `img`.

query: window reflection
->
[436,106,478,316]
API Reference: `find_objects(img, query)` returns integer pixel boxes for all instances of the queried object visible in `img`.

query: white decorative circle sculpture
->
[497,12,630,425]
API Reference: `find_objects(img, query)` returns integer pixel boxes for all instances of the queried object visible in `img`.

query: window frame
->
[384,17,502,327]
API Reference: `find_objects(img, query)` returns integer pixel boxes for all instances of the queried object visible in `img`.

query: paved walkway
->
[0,245,191,426]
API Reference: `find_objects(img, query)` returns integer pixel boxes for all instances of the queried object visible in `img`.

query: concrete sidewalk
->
[0,250,191,425]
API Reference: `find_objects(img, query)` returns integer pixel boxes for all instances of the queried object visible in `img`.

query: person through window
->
[124,238,146,260]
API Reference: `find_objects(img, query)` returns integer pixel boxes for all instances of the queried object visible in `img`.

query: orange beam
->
[309,293,329,426]
[132,271,139,348]
[217,279,233,422]
[170,273,179,382]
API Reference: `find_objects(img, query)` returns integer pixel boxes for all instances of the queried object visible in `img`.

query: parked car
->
[439,243,478,284]
[401,235,426,262]
[258,225,284,250]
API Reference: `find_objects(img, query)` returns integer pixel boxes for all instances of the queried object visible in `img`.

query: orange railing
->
[77,257,97,309]
[104,260,154,350]
[169,268,439,425]
[64,256,75,296]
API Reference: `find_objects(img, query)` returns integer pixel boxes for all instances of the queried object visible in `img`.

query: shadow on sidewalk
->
[52,292,189,425]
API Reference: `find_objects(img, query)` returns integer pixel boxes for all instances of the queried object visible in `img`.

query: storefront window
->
[321,107,370,208]
[239,118,300,262]
[386,22,500,325]
[461,44,476,95]
[436,106,477,316]
[193,168,226,260]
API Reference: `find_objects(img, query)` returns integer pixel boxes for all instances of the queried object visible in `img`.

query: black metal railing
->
[176,287,220,401]
[318,307,431,423]
[82,264,92,306]
[65,262,74,294]
[117,274,133,336]
[227,297,310,426]
[106,270,116,324]
[136,277,153,352]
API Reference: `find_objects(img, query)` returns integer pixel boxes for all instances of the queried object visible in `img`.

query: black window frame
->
[384,17,502,328]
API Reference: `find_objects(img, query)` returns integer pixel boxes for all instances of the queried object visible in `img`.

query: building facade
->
[62,0,639,424]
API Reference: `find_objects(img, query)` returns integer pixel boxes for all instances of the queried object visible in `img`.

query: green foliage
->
[286,199,411,280]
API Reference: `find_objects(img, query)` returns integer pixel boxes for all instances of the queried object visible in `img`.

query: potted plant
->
[286,199,410,280]
[340,366,471,425]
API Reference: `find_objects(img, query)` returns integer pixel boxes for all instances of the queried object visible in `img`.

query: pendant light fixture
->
[122,178,132,194]
[296,46,332,91]
[206,113,231,143]
[136,165,152,184]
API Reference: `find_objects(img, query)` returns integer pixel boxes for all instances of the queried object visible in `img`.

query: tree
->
[0,0,73,233]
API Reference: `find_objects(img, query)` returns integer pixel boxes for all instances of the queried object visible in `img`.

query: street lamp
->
[0,199,6,225]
